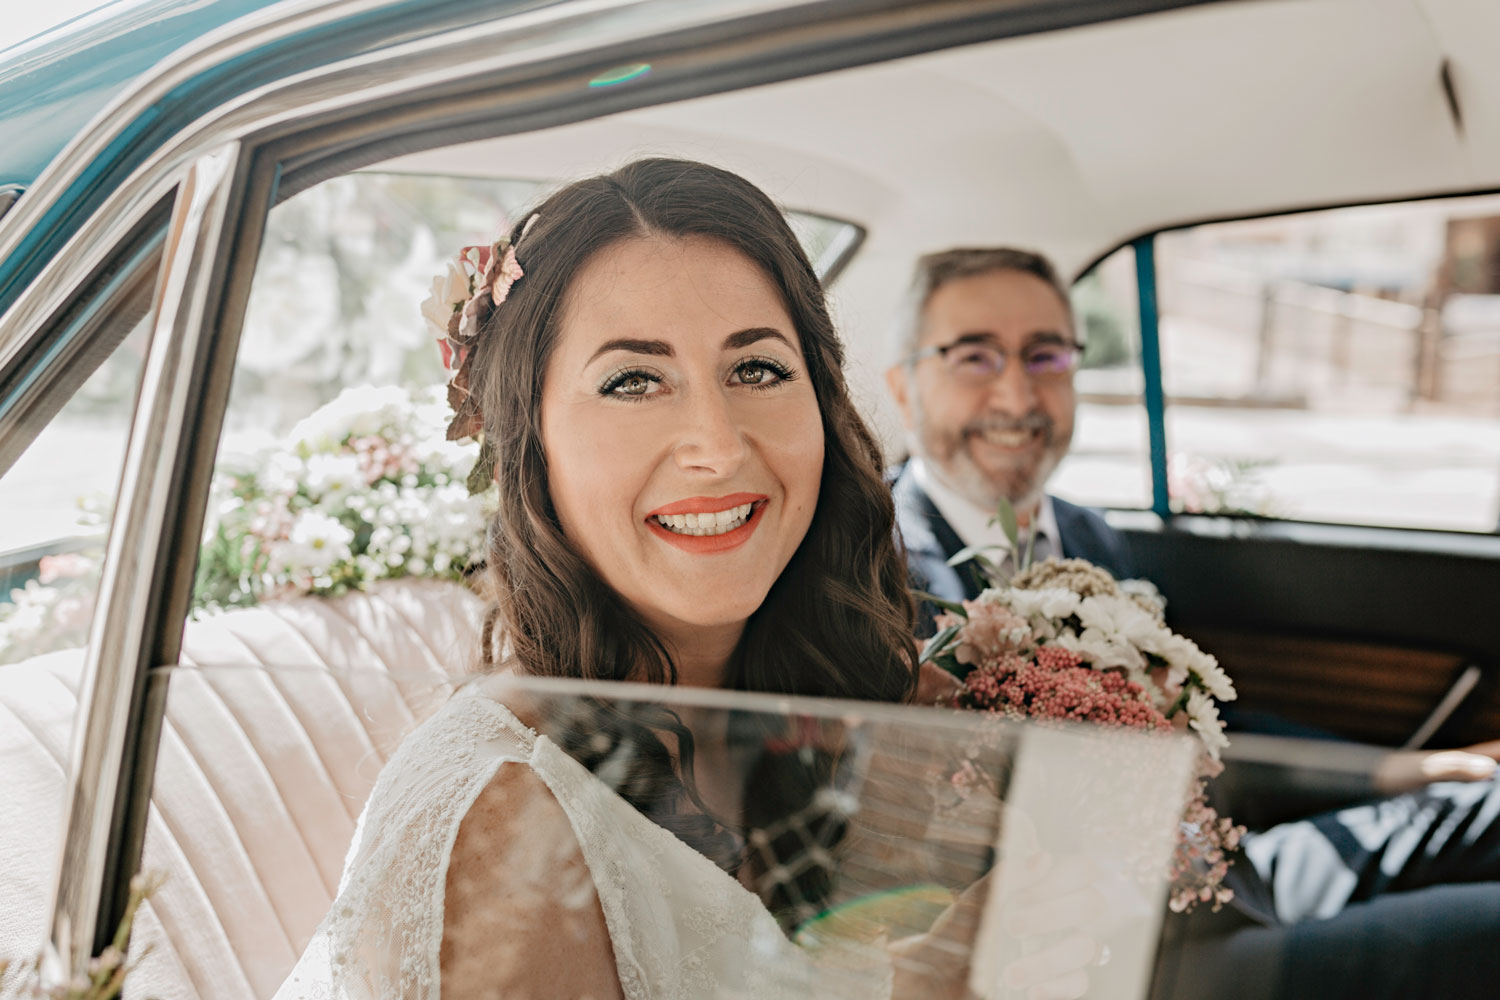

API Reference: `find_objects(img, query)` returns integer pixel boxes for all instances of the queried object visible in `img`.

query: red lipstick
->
[645,493,769,554]
[647,492,767,517]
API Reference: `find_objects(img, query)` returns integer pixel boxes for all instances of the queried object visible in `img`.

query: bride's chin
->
[641,593,766,632]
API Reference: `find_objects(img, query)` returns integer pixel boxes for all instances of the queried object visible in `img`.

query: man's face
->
[886,269,1077,514]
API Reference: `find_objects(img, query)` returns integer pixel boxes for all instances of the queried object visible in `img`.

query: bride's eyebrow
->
[723,327,791,351]
[587,327,792,364]
[588,338,672,363]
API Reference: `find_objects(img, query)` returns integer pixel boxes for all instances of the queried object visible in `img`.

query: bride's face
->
[540,234,824,641]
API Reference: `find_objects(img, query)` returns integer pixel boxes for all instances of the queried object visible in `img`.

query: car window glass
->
[0,255,157,972]
[0,298,152,665]
[1156,197,1500,531]
[1052,245,1153,511]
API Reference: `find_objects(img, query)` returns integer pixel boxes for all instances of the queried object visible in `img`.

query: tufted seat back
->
[0,579,484,999]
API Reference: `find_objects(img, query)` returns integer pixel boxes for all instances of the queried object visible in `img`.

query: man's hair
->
[894,246,1074,358]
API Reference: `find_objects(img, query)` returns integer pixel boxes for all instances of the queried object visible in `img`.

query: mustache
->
[962,412,1053,438]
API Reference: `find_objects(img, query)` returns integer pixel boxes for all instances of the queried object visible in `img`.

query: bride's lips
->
[645,493,769,554]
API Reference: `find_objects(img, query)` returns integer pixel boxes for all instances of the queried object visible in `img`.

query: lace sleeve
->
[273,692,532,1000]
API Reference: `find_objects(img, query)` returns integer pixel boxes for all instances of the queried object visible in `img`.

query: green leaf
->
[990,498,1020,550]
[466,439,496,495]
[930,651,967,678]
[946,544,1000,571]
[919,622,962,666]
[911,590,968,615]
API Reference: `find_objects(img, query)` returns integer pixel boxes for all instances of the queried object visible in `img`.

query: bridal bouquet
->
[921,521,1243,913]
[194,384,492,611]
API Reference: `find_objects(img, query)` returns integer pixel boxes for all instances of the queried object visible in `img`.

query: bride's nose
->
[672,387,749,477]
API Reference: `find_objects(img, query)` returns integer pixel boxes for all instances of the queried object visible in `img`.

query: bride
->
[274,158,1088,1000]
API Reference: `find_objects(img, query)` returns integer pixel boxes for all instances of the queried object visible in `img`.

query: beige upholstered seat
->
[0,579,483,999]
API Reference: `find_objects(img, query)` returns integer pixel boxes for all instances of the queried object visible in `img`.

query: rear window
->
[1069,194,1500,533]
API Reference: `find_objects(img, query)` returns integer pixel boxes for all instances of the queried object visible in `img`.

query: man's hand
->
[1373,740,1500,796]
[915,660,964,706]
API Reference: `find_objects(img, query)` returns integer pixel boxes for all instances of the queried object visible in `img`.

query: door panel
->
[1118,518,1500,749]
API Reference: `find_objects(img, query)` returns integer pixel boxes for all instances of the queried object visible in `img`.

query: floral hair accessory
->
[419,213,539,492]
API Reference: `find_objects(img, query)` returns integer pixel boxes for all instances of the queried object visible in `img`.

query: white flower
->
[302,453,363,504]
[290,384,412,450]
[269,511,354,577]
[1185,688,1230,760]
[1148,632,1236,702]
[1003,586,1081,622]
[420,260,470,339]
[1119,577,1167,618]
[1075,593,1154,640]
[1188,646,1237,702]
[260,452,305,497]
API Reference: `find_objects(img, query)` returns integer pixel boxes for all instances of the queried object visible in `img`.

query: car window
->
[0,242,158,968]
[1053,244,1153,511]
[0,276,154,665]
[1156,197,1500,531]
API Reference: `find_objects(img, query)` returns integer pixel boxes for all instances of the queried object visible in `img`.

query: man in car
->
[885,246,1500,997]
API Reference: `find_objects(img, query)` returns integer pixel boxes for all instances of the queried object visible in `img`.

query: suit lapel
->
[891,465,986,603]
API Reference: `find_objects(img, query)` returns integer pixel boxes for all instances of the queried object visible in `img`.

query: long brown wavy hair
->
[462,158,915,914]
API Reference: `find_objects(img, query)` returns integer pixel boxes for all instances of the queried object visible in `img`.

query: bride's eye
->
[732,357,797,390]
[600,368,664,400]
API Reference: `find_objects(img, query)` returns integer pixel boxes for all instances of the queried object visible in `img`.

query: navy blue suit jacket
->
[891,462,1135,636]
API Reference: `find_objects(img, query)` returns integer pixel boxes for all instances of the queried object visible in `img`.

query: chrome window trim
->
[0,206,169,481]
[0,172,179,395]
[48,143,244,974]
[9,0,1221,974]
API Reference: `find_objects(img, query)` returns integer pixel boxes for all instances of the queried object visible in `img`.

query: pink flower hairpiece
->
[418,213,539,492]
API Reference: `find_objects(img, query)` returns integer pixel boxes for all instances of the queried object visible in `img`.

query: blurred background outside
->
[1062,194,1500,532]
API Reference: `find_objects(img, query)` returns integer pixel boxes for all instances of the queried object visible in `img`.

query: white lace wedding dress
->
[273,676,892,999]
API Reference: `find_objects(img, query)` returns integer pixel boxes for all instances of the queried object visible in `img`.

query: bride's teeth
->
[654,503,755,536]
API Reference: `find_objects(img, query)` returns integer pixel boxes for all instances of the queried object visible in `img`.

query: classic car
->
[2,0,1497,996]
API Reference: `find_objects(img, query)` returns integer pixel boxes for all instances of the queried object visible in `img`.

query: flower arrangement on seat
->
[194,383,493,611]
[1,384,492,664]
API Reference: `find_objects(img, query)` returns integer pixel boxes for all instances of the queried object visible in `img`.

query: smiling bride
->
[272,158,1095,1000]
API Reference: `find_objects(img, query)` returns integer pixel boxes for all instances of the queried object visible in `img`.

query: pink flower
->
[951,598,1030,665]
[956,645,1171,731]
[489,245,524,303]
[437,339,467,372]
[38,552,96,584]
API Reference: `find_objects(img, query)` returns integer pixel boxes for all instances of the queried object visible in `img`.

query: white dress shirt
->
[908,456,1060,569]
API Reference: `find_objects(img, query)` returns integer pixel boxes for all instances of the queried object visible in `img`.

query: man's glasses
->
[904,337,1082,382]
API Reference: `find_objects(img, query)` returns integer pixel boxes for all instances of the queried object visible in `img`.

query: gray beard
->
[910,404,1064,515]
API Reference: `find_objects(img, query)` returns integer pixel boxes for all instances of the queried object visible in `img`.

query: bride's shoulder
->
[409,668,540,749]
[439,713,625,998]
